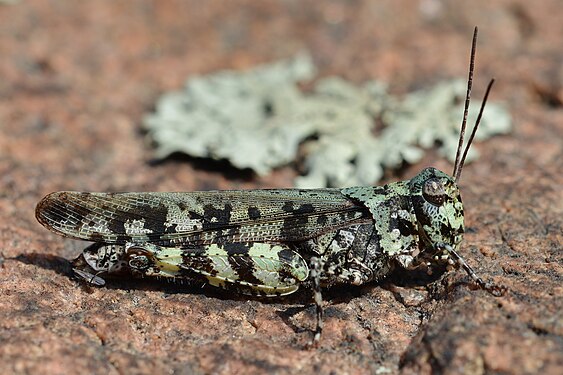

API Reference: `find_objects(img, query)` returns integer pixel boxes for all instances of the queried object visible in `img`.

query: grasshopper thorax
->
[409,167,464,266]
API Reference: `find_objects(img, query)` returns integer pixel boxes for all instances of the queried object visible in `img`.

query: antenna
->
[455,79,495,182]
[452,27,478,179]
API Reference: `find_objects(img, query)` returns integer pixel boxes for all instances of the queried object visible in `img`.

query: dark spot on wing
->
[317,214,328,225]
[202,203,233,229]
[294,203,315,215]
[88,233,105,242]
[142,204,170,236]
[247,207,261,220]
[282,201,293,212]
[177,202,189,211]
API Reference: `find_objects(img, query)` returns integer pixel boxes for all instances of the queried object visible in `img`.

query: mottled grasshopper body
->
[36,28,502,344]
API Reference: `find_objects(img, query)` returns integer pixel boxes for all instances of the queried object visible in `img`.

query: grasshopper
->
[36,28,503,345]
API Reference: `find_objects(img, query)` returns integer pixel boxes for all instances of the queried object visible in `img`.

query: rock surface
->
[0,1,561,374]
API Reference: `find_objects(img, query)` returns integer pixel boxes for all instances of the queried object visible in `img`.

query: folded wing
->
[36,190,369,246]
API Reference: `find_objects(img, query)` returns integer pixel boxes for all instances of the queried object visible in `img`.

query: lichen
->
[144,54,511,188]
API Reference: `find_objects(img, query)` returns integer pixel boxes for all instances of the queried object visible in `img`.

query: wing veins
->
[36,191,369,244]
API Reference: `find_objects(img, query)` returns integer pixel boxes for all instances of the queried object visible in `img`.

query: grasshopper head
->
[403,28,496,271]
[409,167,465,265]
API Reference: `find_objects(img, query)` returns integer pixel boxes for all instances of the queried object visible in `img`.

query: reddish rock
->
[0,1,561,374]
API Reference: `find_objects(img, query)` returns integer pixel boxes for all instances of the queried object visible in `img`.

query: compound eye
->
[423,178,446,206]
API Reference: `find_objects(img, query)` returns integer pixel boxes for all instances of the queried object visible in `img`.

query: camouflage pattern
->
[35,29,504,344]
[35,166,465,293]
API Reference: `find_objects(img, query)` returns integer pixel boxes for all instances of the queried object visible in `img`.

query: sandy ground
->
[0,1,561,374]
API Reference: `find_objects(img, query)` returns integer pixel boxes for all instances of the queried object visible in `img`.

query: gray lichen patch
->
[383,79,512,167]
[144,53,318,176]
[144,54,511,187]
